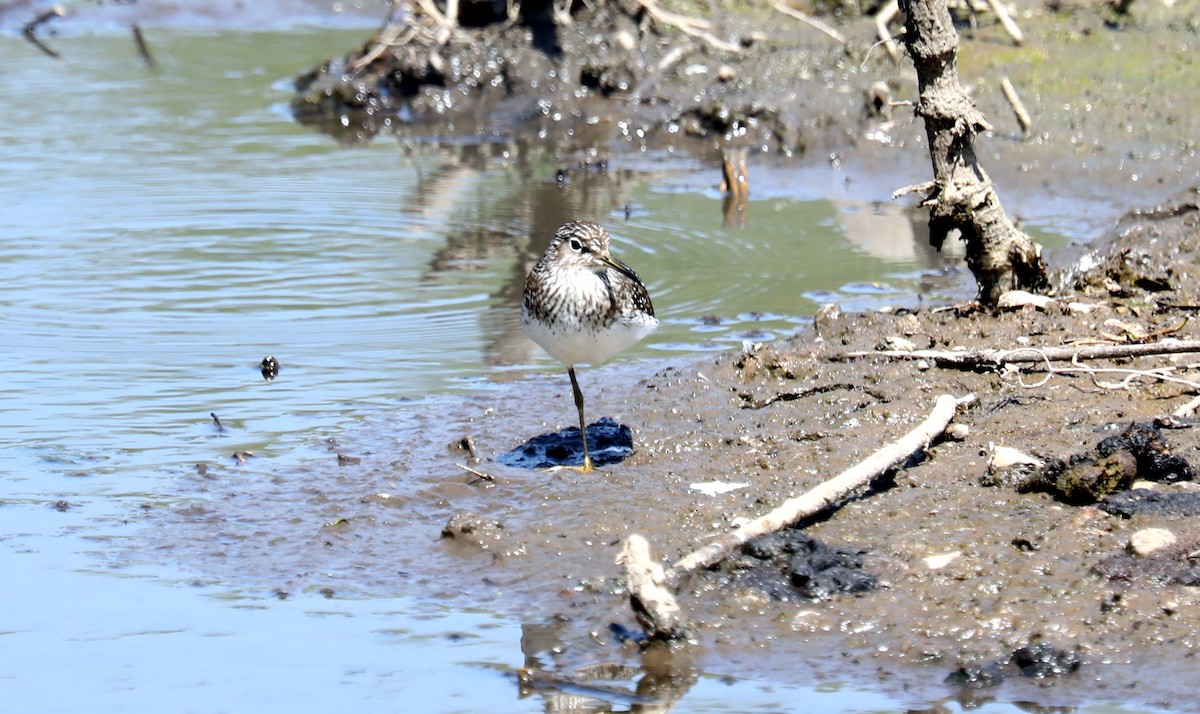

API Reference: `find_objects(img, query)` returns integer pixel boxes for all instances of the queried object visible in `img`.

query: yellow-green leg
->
[568,367,595,472]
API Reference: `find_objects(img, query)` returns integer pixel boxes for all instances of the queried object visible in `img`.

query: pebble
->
[923,551,962,570]
[1129,527,1177,556]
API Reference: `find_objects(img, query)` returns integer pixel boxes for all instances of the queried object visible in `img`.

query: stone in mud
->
[716,528,877,602]
[441,512,505,552]
[1129,527,1177,556]
[946,641,1080,689]
[1097,422,1196,483]
[499,417,634,469]
[1093,539,1200,586]
[1101,488,1200,518]
[1010,422,1195,503]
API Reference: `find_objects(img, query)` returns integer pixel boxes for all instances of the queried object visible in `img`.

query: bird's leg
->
[568,367,595,472]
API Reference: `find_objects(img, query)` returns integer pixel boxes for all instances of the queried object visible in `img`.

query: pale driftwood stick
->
[1000,76,1032,137]
[621,394,970,640]
[982,0,1024,45]
[663,393,971,584]
[617,535,686,640]
[639,0,744,54]
[839,339,1200,368]
[769,0,846,45]
[1174,394,1200,418]
[875,0,901,64]
[413,0,448,26]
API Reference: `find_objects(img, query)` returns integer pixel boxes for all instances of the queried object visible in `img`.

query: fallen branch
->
[1008,354,1200,395]
[839,339,1200,369]
[982,0,1024,45]
[620,394,973,639]
[999,76,1031,137]
[874,0,901,64]
[769,0,846,45]
[638,0,744,54]
[455,462,496,484]
[617,535,687,640]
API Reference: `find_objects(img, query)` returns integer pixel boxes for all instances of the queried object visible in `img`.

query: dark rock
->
[499,417,633,469]
[1014,422,1195,503]
[945,663,1006,689]
[1093,539,1200,585]
[1096,422,1195,482]
[1013,642,1082,678]
[1100,489,1200,518]
[713,527,876,602]
[946,641,1080,689]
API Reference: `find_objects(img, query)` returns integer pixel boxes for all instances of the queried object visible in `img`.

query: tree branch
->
[620,394,974,639]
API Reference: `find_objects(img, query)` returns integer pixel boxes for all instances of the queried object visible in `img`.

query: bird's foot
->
[558,455,598,473]
[552,458,600,475]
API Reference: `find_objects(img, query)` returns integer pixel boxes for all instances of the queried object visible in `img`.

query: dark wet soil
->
[140,183,1200,710]
[131,2,1200,710]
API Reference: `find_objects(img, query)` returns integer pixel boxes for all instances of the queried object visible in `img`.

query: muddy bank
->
[133,185,1200,710]
[122,3,1200,709]
[291,0,1200,223]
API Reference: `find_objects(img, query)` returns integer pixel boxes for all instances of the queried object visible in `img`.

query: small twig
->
[639,0,744,54]
[131,24,156,70]
[1010,353,1200,394]
[1174,394,1200,418]
[23,4,65,59]
[874,0,901,64]
[999,76,1031,137]
[840,339,1200,368]
[456,463,496,483]
[210,412,225,433]
[769,0,846,45]
[892,180,937,201]
[982,0,1024,45]
[627,41,695,103]
[347,22,413,73]
[413,0,448,25]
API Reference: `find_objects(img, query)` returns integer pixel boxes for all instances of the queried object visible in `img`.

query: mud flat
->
[134,2,1200,709]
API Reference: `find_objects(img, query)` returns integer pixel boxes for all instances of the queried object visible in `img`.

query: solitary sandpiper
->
[520,220,658,472]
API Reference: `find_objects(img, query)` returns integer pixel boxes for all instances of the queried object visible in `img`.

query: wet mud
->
[134,184,1200,711]
[113,2,1200,710]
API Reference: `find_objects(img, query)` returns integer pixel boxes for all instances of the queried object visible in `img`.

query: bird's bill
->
[598,252,641,282]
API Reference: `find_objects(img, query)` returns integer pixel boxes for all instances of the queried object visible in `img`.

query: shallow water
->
[0,16,1163,714]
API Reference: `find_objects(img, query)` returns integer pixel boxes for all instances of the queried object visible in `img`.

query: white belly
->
[521,308,658,367]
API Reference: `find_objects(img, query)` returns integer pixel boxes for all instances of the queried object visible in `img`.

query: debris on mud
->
[1066,187,1200,297]
[996,421,1197,503]
[1102,489,1200,519]
[440,511,509,554]
[499,416,634,469]
[291,0,854,152]
[946,641,1081,689]
[706,527,877,601]
[1093,538,1200,586]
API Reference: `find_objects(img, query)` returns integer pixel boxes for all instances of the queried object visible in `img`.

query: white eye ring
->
[568,238,583,252]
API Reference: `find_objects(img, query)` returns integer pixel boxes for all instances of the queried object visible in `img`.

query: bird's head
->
[551,220,638,280]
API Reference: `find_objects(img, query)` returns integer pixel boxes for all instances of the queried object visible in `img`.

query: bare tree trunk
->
[897,0,1048,308]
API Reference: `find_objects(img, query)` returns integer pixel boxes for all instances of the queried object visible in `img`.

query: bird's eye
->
[568,238,583,252]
